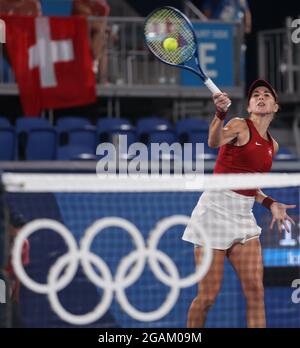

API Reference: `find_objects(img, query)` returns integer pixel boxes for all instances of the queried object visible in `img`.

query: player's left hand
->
[270,202,296,232]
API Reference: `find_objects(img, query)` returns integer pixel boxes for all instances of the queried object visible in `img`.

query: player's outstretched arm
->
[208,116,246,148]
[208,92,246,148]
[256,189,296,232]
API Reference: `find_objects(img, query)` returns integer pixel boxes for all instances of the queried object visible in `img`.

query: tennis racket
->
[144,6,230,109]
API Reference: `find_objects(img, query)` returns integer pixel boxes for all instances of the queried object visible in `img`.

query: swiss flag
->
[1,15,96,116]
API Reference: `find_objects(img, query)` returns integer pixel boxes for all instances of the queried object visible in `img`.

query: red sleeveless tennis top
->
[213,118,274,196]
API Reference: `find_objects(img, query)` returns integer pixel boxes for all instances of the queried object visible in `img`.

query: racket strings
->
[144,8,195,65]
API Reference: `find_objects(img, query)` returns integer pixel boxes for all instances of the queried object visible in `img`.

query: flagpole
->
[47,109,54,125]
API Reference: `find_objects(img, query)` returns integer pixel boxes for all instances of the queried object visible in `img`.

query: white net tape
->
[3,172,300,192]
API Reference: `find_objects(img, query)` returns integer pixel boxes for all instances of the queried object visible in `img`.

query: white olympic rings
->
[12,216,212,325]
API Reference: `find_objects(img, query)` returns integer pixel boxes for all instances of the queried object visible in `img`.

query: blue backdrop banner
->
[181,22,234,87]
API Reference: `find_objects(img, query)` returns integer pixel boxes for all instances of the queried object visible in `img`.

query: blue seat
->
[274,146,298,161]
[98,121,136,142]
[16,117,51,133]
[192,143,218,160]
[188,129,208,144]
[176,118,209,132]
[97,117,131,133]
[147,130,179,161]
[148,129,177,145]
[2,56,16,83]
[16,118,52,159]
[0,117,11,127]
[188,130,218,160]
[113,129,139,160]
[67,128,97,151]
[97,118,132,144]
[40,0,72,16]
[97,126,138,160]
[56,116,91,132]
[25,128,57,160]
[57,145,97,160]
[118,129,138,145]
[0,127,16,160]
[137,117,172,134]
[176,118,209,143]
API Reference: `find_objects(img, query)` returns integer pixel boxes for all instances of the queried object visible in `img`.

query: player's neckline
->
[247,119,270,143]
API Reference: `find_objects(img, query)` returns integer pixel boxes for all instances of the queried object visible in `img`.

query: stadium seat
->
[16,118,52,159]
[148,129,177,145]
[176,118,209,143]
[188,129,208,144]
[147,130,179,161]
[192,143,218,160]
[274,145,298,161]
[136,117,172,143]
[1,56,16,83]
[0,117,11,127]
[176,117,209,132]
[97,125,138,160]
[57,118,93,146]
[57,145,97,160]
[16,117,51,133]
[40,0,72,16]
[67,128,97,151]
[56,116,91,132]
[98,121,136,142]
[104,127,138,145]
[188,130,218,160]
[0,127,16,160]
[137,117,172,133]
[25,128,57,160]
[115,129,138,160]
[97,117,131,133]
[97,118,133,145]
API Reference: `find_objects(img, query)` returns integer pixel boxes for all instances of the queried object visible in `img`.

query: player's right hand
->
[213,93,231,112]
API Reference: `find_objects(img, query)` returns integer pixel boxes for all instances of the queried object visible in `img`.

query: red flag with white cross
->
[1,15,96,116]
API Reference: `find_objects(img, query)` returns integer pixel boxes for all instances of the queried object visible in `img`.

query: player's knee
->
[244,278,264,301]
[194,294,218,311]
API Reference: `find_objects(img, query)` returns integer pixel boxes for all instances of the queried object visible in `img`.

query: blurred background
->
[0,0,299,329]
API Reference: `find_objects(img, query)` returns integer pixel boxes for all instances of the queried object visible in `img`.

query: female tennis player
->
[182,79,296,328]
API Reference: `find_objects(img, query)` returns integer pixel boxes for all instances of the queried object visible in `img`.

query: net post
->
[0,171,11,328]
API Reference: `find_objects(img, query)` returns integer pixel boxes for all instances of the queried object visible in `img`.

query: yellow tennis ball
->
[163,37,178,52]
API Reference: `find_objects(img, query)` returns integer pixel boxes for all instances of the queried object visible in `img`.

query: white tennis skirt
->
[182,190,261,250]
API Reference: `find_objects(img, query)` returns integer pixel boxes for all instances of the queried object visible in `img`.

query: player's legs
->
[91,19,108,81]
[98,33,109,84]
[187,246,226,328]
[90,20,106,59]
[227,238,265,328]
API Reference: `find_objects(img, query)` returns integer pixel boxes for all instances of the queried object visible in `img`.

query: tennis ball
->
[163,37,178,52]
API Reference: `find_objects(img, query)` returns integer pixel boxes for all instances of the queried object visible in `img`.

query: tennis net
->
[1,172,300,328]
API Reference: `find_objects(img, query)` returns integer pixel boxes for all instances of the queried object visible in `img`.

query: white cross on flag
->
[2,15,96,116]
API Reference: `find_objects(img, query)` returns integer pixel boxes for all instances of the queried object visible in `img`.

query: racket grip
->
[204,78,221,94]
[204,78,231,110]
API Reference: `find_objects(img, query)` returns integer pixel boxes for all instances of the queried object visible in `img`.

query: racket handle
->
[204,78,221,94]
[204,78,231,110]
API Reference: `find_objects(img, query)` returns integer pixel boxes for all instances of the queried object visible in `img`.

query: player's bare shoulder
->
[224,117,247,133]
[222,118,248,146]
[271,137,279,154]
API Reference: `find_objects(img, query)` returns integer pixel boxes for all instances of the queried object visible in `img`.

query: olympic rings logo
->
[12,216,212,325]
